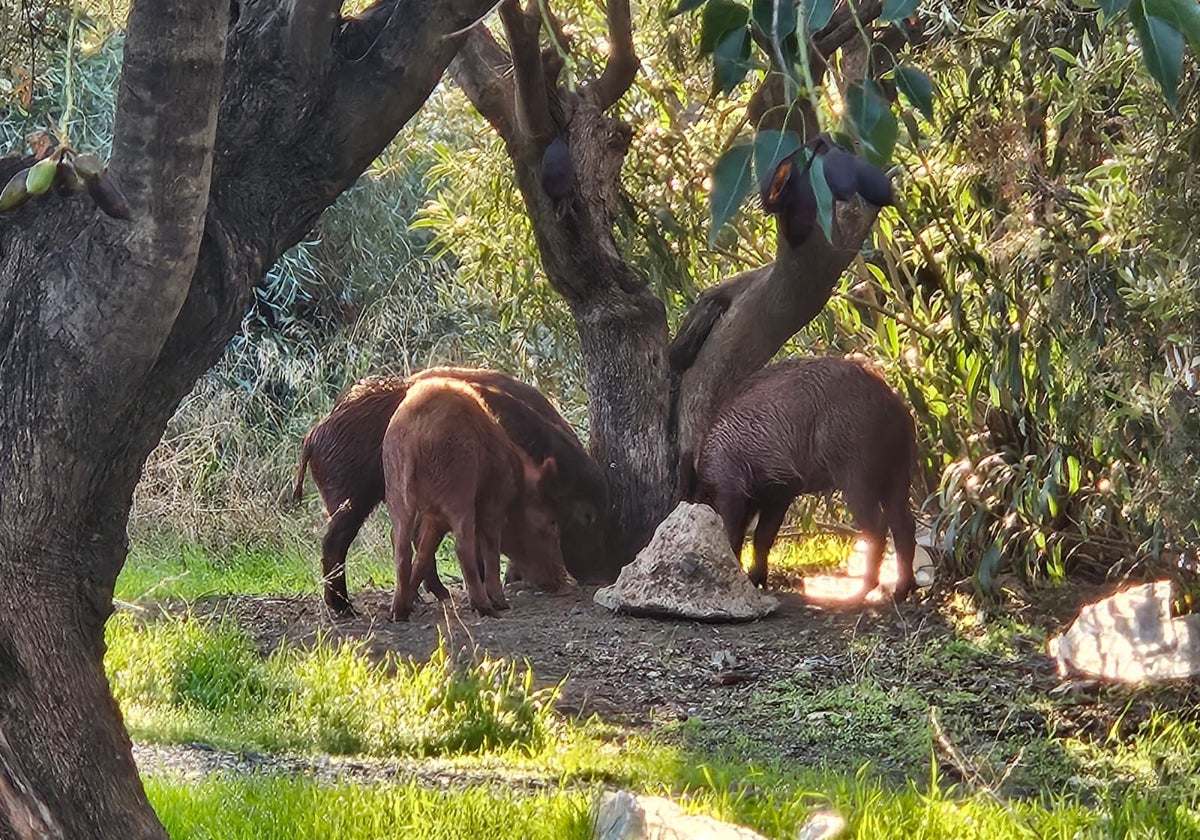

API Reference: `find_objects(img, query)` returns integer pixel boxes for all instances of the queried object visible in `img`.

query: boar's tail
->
[291,434,312,505]
[676,450,700,502]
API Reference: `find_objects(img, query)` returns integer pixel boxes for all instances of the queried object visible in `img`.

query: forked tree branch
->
[330,0,500,175]
[500,0,555,147]
[674,201,879,457]
[588,0,638,111]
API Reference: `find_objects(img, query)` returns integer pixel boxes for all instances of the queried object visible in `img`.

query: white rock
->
[796,810,848,840]
[592,790,770,840]
[1047,580,1200,682]
[594,502,778,622]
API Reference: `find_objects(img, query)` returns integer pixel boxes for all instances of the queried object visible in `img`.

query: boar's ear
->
[536,457,559,493]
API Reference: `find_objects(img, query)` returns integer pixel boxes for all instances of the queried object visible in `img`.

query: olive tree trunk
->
[0,0,493,835]
[451,2,885,569]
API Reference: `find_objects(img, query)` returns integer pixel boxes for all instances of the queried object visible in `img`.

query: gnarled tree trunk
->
[451,0,894,569]
[0,0,494,834]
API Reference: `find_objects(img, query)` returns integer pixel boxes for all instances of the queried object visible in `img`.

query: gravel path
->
[132,741,568,792]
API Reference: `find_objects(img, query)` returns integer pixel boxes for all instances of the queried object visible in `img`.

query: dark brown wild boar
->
[381,377,566,619]
[292,376,403,612]
[292,367,607,612]
[680,357,917,602]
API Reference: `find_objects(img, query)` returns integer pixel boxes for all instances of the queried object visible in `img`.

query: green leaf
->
[1067,455,1082,494]
[808,154,835,243]
[893,65,934,120]
[1097,0,1131,16]
[752,0,798,43]
[844,80,898,165]
[1144,0,1200,53]
[804,0,835,31]
[976,542,1001,598]
[711,26,753,93]
[700,0,750,53]
[1130,1,1185,111]
[881,0,919,23]
[669,0,710,17]
[708,143,755,241]
[1047,47,1079,65]
[751,129,802,188]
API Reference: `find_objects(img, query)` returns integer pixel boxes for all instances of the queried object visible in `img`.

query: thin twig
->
[58,1,81,143]
[443,0,507,39]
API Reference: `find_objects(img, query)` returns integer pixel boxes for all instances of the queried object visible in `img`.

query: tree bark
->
[673,201,879,460]
[450,8,888,567]
[0,0,495,835]
[453,27,674,568]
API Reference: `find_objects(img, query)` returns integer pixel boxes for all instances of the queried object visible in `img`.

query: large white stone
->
[1048,580,1200,682]
[594,502,778,622]
[592,790,770,840]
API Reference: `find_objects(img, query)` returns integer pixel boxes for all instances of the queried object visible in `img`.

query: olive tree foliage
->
[419,0,1200,588]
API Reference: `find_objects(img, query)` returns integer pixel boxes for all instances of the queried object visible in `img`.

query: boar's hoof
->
[388,604,412,622]
[470,599,499,617]
[891,581,917,603]
[327,599,357,618]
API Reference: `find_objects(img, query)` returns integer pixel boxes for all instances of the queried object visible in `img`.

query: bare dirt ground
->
[158,569,1200,797]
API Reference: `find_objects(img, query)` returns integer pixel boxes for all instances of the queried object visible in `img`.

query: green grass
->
[110,544,1200,838]
[107,612,560,759]
[117,533,457,603]
[139,761,1200,840]
[145,776,593,840]
[740,532,857,579]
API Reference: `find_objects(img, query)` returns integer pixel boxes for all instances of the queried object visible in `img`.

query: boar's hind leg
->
[478,530,509,612]
[451,515,496,617]
[884,479,918,602]
[750,495,791,588]
[387,507,418,622]
[411,517,451,602]
[321,499,374,613]
[842,479,888,601]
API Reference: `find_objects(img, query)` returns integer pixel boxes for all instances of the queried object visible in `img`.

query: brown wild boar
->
[381,377,565,619]
[292,367,608,612]
[680,357,917,602]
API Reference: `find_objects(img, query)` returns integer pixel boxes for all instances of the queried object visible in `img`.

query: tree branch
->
[813,0,884,57]
[450,26,518,140]
[587,0,638,112]
[98,0,227,365]
[285,0,343,77]
[499,0,554,147]
[332,0,502,175]
[674,201,880,457]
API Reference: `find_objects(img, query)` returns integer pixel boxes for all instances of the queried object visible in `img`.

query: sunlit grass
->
[738,531,855,581]
[106,613,560,759]
[118,533,459,604]
[139,760,1200,840]
[110,547,1200,838]
[145,776,593,840]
